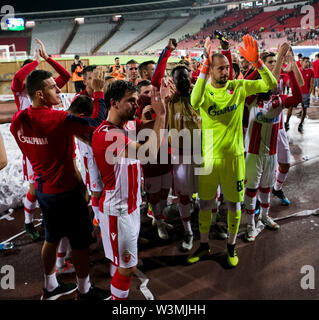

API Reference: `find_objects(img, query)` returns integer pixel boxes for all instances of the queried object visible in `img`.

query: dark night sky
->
[11,0,191,13]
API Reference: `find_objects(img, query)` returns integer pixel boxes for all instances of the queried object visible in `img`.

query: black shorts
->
[35,188,93,249]
[302,94,310,108]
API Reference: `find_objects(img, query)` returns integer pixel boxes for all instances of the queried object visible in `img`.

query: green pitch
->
[62,55,180,65]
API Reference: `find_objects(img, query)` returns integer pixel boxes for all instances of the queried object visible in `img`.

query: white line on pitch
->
[135,268,154,300]
[0,222,42,245]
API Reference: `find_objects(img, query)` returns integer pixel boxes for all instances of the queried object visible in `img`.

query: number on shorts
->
[236,179,244,192]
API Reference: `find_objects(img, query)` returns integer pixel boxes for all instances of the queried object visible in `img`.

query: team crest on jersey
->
[111,232,117,241]
[123,250,131,264]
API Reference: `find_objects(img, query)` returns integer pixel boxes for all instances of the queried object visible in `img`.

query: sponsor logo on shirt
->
[256,112,279,123]
[208,104,237,116]
[17,130,48,145]
[111,232,117,241]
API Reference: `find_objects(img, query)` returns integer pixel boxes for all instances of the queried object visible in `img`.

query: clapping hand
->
[91,68,105,92]
[36,38,49,60]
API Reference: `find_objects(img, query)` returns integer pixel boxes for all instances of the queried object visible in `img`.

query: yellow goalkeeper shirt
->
[190,66,277,160]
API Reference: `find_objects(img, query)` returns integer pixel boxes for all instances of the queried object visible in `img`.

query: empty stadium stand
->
[97,19,162,54]
[65,19,115,56]
[30,20,74,55]
[144,9,225,52]
[128,17,189,52]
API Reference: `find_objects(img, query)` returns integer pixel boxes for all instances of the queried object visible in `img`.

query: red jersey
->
[11,58,71,111]
[92,120,143,215]
[312,59,319,78]
[299,67,314,94]
[245,71,302,155]
[191,69,200,84]
[10,97,105,194]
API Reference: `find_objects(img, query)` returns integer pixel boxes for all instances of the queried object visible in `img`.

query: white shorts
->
[82,156,103,192]
[172,163,198,196]
[23,154,34,183]
[277,129,290,164]
[144,172,172,194]
[245,153,277,189]
[99,209,140,268]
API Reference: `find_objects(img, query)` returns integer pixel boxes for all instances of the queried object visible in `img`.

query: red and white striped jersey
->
[92,120,142,216]
[245,95,283,156]
[76,138,93,158]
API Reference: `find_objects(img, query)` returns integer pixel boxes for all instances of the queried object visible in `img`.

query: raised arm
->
[151,38,176,90]
[220,33,233,81]
[190,37,212,110]
[279,51,302,107]
[11,49,40,93]
[125,84,167,162]
[36,38,71,89]
[272,43,290,81]
[239,35,277,96]
[82,68,106,128]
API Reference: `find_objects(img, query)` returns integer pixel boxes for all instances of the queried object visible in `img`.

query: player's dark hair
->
[22,59,33,68]
[316,53,319,58]
[302,56,309,61]
[67,95,93,117]
[137,79,152,88]
[138,60,155,77]
[178,59,190,66]
[258,90,272,101]
[260,51,275,63]
[106,80,140,106]
[82,65,97,78]
[105,75,115,81]
[171,64,190,77]
[115,57,119,60]
[26,70,53,100]
[298,53,303,58]
[126,59,138,65]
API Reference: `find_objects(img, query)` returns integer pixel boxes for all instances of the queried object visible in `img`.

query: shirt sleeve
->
[11,61,39,93]
[190,77,206,110]
[86,91,106,128]
[279,71,302,108]
[46,58,71,89]
[152,46,172,90]
[221,50,233,81]
[242,65,278,97]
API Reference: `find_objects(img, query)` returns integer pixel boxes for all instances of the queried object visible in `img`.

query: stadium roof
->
[12,0,195,18]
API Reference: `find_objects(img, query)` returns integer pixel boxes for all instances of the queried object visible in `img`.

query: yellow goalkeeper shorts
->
[198,154,245,203]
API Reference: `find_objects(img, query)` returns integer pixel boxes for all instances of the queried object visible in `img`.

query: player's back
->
[11,107,79,194]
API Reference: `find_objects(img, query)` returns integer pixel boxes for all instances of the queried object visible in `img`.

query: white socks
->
[76,275,91,294]
[44,273,59,292]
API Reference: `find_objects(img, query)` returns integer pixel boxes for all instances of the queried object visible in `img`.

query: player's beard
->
[216,76,228,85]
[128,109,136,120]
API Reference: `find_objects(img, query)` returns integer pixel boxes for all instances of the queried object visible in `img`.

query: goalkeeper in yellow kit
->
[188,34,278,267]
